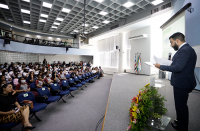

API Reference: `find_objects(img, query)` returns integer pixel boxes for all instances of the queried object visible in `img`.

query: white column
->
[118,33,124,73]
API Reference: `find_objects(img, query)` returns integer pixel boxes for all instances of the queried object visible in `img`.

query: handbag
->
[23,100,34,109]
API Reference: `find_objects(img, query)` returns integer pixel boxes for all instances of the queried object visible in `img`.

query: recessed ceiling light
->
[21,9,30,14]
[123,1,134,8]
[39,19,46,22]
[102,20,110,24]
[0,4,9,9]
[62,8,71,13]
[74,30,79,32]
[37,35,41,37]
[51,26,57,28]
[151,0,164,5]
[40,14,48,18]
[99,11,108,16]
[54,22,60,25]
[61,31,64,32]
[22,0,30,2]
[42,2,52,8]
[92,26,99,29]
[84,32,88,34]
[82,24,89,27]
[94,0,104,3]
[56,17,64,21]
[23,21,30,24]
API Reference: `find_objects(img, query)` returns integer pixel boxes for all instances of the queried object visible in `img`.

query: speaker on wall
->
[74,35,76,39]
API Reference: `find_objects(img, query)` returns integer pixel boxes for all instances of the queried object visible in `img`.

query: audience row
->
[0,60,104,131]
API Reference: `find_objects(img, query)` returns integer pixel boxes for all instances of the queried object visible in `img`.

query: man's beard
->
[172,42,179,51]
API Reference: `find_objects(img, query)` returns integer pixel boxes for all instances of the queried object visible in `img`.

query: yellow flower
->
[132,106,138,112]
[136,97,139,104]
[132,112,137,119]
[145,83,150,87]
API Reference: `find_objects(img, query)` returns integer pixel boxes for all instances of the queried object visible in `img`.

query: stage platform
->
[101,73,200,131]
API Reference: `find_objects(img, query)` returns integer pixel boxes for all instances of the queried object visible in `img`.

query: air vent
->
[151,2,172,14]
[110,24,119,30]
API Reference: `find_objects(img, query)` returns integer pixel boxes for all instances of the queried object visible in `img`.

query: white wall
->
[39,54,93,64]
[126,26,151,75]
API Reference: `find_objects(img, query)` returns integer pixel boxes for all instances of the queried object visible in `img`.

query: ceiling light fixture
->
[22,0,30,2]
[123,1,134,8]
[99,11,108,16]
[92,26,99,29]
[151,0,164,5]
[62,8,71,13]
[82,24,88,27]
[102,20,110,24]
[21,9,30,14]
[56,17,64,21]
[23,21,30,24]
[39,19,46,22]
[54,22,60,25]
[51,26,57,28]
[40,14,48,18]
[84,32,88,34]
[74,30,79,32]
[94,0,104,3]
[0,4,9,9]
[42,2,52,8]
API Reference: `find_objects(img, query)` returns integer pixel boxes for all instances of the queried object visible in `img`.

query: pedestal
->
[147,67,171,130]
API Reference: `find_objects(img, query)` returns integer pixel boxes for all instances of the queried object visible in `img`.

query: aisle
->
[13,75,112,131]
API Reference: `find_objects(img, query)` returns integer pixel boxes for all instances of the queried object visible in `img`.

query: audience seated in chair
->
[0,84,36,131]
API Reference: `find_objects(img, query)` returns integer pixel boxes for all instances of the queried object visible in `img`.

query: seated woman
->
[0,84,35,130]
[44,74,53,85]
[15,77,30,93]
[51,72,60,84]
[26,72,35,85]
[59,70,66,81]
[35,76,45,89]
[15,77,38,96]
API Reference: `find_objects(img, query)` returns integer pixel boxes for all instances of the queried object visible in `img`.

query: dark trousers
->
[173,87,193,131]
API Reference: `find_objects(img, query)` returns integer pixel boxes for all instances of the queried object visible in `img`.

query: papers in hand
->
[145,55,173,67]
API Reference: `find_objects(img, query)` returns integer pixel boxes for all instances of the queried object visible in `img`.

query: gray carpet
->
[12,75,112,131]
[103,73,200,131]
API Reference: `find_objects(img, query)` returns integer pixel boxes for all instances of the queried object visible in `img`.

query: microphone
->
[168,53,172,60]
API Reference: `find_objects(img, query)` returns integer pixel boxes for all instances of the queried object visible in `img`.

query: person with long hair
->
[0,84,35,130]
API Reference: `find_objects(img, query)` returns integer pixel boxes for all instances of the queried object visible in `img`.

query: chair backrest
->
[65,74,70,79]
[50,83,61,91]
[78,76,82,79]
[37,87,51,97]
[82,74,86,78]
[68,78,74,83]
[30,83,36,89]
[85,73,89,77]
[61,80,69,86]
[17,91,36,103]
[74,76,79,81]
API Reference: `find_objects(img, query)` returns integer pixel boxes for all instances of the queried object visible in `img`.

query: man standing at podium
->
[154,32,197,131]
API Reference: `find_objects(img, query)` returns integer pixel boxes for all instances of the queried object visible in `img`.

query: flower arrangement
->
[127,83,167,131]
